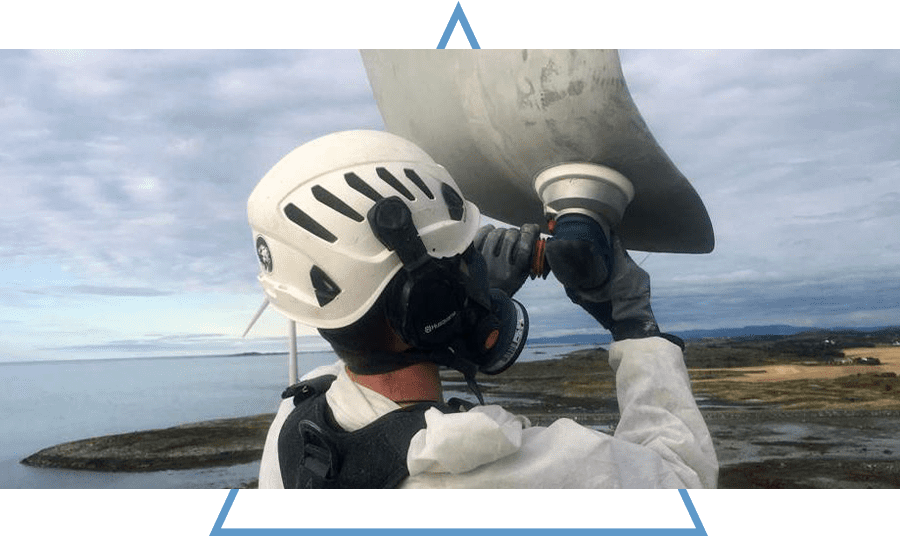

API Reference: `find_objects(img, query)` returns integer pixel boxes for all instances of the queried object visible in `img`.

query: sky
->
[1,44,898,361]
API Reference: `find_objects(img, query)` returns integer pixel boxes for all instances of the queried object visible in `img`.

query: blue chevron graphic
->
[437,3,480,49]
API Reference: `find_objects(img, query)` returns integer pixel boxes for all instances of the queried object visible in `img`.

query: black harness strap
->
[277,375,462,489]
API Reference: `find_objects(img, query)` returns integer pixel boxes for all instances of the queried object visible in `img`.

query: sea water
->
[0,343,591,488]
[0,351,323,488]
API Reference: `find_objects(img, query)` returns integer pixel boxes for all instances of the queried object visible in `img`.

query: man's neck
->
[346,362,443,405]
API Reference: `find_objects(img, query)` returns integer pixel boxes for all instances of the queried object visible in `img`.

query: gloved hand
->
[544,214,662,342]
[473,223,541,297]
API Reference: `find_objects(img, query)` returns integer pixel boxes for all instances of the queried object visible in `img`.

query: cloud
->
[41,331,328,358]
[65,285,172,297]
[651,272,900,331]
[791,191,900,224]
[618,49,900,299]
[3,50,900,360]
[0,50,383,294]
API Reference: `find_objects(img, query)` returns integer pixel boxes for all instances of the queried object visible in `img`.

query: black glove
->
[542,214,614,293]
[474,223,540,297]
[545,214,672,344]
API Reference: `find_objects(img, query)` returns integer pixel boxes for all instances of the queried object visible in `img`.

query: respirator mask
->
[369,196,528,401]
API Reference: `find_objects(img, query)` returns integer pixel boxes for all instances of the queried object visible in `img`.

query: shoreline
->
[21,333,900,488]
[20,414,274,473]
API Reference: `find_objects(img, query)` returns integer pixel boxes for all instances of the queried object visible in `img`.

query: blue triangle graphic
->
[437,2,480,49]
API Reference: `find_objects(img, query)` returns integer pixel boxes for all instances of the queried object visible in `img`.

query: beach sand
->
[690,346,900,411]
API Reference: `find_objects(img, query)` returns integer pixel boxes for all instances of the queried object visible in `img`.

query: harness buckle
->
[297,419,341,482]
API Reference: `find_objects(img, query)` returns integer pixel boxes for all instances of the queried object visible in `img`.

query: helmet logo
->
[256,236,273,272]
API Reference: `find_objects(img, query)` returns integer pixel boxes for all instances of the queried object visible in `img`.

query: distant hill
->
[677,324,815,340]
[529,324,900,347]
[529,333,613,346]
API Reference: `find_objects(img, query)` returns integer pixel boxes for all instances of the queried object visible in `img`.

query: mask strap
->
[464,374,486,406]
[368,197,429,270]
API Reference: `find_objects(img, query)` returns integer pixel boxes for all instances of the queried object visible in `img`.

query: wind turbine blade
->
[242,298,270,338]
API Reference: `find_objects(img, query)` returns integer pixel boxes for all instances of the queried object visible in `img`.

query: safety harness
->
[277,375,466,488]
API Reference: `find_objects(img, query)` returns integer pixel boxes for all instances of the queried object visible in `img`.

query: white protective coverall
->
[258,336,718,488]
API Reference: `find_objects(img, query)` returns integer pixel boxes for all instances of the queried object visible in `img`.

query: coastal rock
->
[21,414,274,472]
[21,327,900,488]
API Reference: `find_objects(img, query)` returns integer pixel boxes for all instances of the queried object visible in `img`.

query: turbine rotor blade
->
[242,298,270,338]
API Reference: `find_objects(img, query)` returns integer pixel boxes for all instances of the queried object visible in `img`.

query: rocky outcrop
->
[21,414,274,472]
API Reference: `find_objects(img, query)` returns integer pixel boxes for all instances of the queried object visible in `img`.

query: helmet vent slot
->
[376,167,415,201]
[404,169,434,200]
[344,172,383,202]
[441,183,465,221]
[312,185,364,222]
[284,203,338,243]
[310,265,341,307]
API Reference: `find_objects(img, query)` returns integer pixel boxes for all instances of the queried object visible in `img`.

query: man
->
[250,130,718,489]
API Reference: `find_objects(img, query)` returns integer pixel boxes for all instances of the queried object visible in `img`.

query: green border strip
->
[209,489,708,536]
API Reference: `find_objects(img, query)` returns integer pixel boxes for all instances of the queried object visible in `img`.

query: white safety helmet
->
[247,130,481,330]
